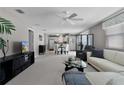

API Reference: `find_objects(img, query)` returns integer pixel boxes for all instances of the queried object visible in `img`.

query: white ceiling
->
[2,7,123,34]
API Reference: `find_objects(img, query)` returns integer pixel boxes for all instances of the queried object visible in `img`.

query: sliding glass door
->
[76,34,94,50]
[82,35,87,47]
[88,34,94,46]
[76,35,81,50]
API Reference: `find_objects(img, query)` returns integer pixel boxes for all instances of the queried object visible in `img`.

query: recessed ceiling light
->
[35,24,40,26]
[15,9,25,14]
[42,29,46,31]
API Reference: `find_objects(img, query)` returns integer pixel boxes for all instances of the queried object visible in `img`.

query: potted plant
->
[0,17,16,58]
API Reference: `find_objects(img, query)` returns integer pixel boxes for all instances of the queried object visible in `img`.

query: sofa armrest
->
[87,52,92,61]
[87,52,92,57]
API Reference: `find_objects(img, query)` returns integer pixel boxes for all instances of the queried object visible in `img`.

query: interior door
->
[49,39,55,51]
[29,30,34,52]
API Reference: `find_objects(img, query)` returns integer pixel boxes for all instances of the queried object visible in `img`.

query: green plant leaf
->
[0,17,16,34]
[0,37,6,49]
[0,17,15,50]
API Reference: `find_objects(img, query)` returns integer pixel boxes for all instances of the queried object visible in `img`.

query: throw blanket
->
[62,71,91,85]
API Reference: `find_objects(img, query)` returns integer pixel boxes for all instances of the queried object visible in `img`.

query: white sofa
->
[87,49,124,72]
[85,72,124,85]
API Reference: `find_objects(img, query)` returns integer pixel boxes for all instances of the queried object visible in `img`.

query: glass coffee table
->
[63,60,87,72]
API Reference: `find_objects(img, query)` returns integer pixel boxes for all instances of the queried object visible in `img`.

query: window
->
[88,35,93,46]
[104,23,124,49]
[106,34,124,49]
[82,35,87,46]
[76,35,81,50]
[76,34,94,50]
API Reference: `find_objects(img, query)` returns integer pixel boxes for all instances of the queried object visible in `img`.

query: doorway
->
[48,39,55,51]
[29,30,34,52]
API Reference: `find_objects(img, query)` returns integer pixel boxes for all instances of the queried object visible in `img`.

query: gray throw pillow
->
[91,49,104,58]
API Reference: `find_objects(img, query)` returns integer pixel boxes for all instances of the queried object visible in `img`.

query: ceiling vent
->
[15,9,25,14]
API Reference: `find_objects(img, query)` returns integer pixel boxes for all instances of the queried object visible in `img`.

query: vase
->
[2,40,9,58]
[2,46,6,58]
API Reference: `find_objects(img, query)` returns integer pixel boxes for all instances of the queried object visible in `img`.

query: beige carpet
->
[7,52,96,85]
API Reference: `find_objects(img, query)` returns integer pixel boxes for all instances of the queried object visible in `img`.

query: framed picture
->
[21,41,29,53]
[39,35,42,41]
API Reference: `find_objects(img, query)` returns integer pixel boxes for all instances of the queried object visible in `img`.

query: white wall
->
[34,31,45,57]
[29,27,46,58]
[0,8,48,58]
[80,30,90,35]
[0,8,29,57]
[0,8,85,58]
[89,23,106,49]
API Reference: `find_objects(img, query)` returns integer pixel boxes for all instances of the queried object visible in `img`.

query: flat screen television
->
[21,41,29,53]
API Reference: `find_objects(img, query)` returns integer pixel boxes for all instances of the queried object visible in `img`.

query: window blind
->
[104,23,124,49]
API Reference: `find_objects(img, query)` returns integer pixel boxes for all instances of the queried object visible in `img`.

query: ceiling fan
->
[57,11,84,24]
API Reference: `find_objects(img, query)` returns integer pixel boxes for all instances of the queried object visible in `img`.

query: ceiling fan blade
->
[56,14,63,18]
[68,13,77,19]
[71,18,84,21]
[66,19,75,24]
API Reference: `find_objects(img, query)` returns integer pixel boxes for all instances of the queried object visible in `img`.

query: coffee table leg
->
[65,67,74,71]
[77,68,84,72]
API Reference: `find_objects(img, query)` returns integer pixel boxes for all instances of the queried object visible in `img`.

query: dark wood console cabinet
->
[0,52,34,85]
[39,45,46,54]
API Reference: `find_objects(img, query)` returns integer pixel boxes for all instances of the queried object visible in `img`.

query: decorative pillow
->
[106,75,124,85]
[91,49,104,58]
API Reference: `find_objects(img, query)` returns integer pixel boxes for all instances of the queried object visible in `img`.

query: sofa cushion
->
[106,75,124,85]
[114,51,124,66]
[104,49,117,62]
[89,57,124,72]
[91,49,104,58]
[86,72,120,85]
